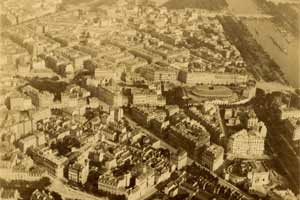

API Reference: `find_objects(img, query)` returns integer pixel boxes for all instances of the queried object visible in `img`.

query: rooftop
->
[204,144,224,158]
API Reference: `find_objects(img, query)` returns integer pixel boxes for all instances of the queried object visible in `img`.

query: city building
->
[30,189,54,200]
[43,53,73,76]
[164,182,179,197]
[68,160,89,185]
[171,149,188,170]
[1,111,37,140]
[284,118,300,142]
[94,67,115,83]
[278,108,300,120]
[137,64,178,82]
[130,88,166,106]
[247,170,270,188]
[22,85,54,108]
[21,34,60,56]
[0,37,30,70]
[108,107,124,122]
[144,44,189,60]
[31,57,46,70]
[129,48,163,63]
[89,149,105,162]
[267,187,298,200]
[0,188,20,200]
[8,91,33,111]
[227,129,266,158]
[18,132,46,153]
[74,43,121,58]
[30,108,52,123]
[18,135,37,153]
[97,84,126,107]
[178,71,248,85]
[131,106,166,127]
[55,47,91,71]
[0,2,297,200]
[202,144,224,171]
[30,147,67,178]
[168,117,211,156]
[98,173,127,195]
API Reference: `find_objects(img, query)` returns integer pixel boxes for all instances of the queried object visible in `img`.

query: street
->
[48,178,107,200]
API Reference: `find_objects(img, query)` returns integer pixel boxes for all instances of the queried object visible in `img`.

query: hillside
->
[163,0,228,10]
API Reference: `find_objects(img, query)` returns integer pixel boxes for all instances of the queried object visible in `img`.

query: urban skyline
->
[0,0,299,200]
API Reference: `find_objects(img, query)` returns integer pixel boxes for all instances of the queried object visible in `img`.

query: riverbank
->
[218,16,288,85]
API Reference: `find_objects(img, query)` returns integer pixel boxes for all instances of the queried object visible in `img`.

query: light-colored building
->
[247,117,259,129]
[31,58,46,70]
[98,174,127,195]
[202,144,224,171]
[247,171,269,187]
[0,188,20,200]
[30,189,54,200]
[18,135,37,153]
[58,48,91,71]
[267,187,297,200]
[97,85,126,107]
[0,37,30,70]
[129,48,163,63]
[2,112,37,141]
[171,149,188,170]
[138,64,178,83]
[94,68,115,83]
[43,53,73,76]
[279,108,300,120]
[130,88,166,106]
[284,118,300,141]
[89,150,104,162]
[31,108,51,123]
[178,71,248,85]
[68,160,89,185]
[164,182,179,197]
[227,129,266,158]
[18,132,45,153]
[8,91,33,111]
[108,107,124,122]
[31,148,67,178]
[131,106,166,128]
[22,86,54,108]
[136,169,155,190]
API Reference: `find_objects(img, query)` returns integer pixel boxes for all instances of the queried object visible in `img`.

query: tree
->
[51,191,63,200]
[84,108,95,120]
[37,177,51,189]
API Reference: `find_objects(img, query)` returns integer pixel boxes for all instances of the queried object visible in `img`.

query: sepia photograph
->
[0,0,299,199]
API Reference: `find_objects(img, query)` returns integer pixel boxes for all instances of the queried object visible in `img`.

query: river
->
[226,0,300,88]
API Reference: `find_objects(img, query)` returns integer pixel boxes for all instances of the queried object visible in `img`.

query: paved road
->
[48,178,107,200]
[257,81,295,93]
[138,186,157,200]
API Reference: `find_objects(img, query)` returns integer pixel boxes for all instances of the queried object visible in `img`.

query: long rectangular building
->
[138,64,178,83]
[178,71,248,85]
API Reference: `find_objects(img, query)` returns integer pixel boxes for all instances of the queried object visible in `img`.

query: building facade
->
[68,160,89,185]
[227,129,265,158]
[202,144,224,171]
